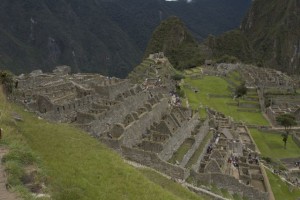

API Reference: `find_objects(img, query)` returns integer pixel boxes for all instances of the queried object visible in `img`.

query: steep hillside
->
[0,0,142,78]
[0,0,251,77]
[207,0,300,74]
[144,17,207,70]
[0,86,205,200]
[204,30,255,64]
[241,0,300,73]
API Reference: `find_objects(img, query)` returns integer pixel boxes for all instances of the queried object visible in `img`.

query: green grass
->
[226,70,241,87]
[210,184,223,196]
[185,131,213,169]
[266,170,300,200]
[249,128,300,160]
[220,188,232,199]
[0,89,48,199]
[169,138,194,164]
[0,87,205,200]
[138,168,206,200]
[182,76,268,125]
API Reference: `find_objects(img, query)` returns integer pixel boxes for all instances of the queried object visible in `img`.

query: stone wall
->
[121,98,169,147]
[292,132,300,147]
[139,141,163,153]
[180,118,210,167]
[192,136,215,172]
[122,146,189,180]
[95,80,131,100]
[100,137,122,153]
[90,91,149,134]
[158,114,200,161]
[190,170,269,200]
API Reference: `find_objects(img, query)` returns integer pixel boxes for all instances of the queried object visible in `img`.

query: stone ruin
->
[188,109,272,200]
[13,65,275,200]
[201,63,239,77]
[16,67,132,123]
[239,65,296,91]
[148,52,165,60]
[128,53,176,95]
[238,65,300,126]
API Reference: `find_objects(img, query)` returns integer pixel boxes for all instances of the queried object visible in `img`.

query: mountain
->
[241,0,300,73]
[0,0,142,78]
[0,0,251,77]
[144,16,207,70]
[207,0,300,74]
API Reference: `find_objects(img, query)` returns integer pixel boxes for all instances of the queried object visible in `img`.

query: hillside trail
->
[0,148,21,200]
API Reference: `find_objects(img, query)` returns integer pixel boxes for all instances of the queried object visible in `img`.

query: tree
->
[276,113,297,149]
[0,70,14,94]
[171,73,185,81]
[235,82,247,98]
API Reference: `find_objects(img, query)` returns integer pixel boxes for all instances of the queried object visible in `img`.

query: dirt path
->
[0,148,21,200]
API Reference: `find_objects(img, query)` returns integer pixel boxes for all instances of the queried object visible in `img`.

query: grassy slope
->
[138,168,206,200]
[183,76,268,125]
[0,87,204,200]
[249,128,300,160]
[266,170,300,200]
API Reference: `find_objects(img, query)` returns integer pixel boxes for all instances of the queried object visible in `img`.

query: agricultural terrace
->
[181,74,268,126]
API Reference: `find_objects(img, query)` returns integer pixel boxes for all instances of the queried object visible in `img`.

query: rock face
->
[207,0,300,74]
[241,0,300,74]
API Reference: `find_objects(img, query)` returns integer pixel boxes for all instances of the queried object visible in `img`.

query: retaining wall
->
[122,146,189,179]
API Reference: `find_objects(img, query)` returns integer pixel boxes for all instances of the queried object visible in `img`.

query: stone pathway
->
[0,148,21,200]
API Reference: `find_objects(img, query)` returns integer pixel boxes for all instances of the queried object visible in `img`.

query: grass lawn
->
[266,170,300,200]
[182,76,269,125]
[226,70,241,87]
[185,131,213,169]
[169,138,194,164]
[249,128,300,160]
[0,87,204,200]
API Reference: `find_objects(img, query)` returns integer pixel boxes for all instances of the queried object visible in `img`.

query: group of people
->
[169,91,181,107]
[206,144,213,154]
[228,155,239,168]
[248,154,259,165]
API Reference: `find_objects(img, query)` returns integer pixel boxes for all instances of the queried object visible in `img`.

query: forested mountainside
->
[207,0,300,74]
[0,0,251,77]
[144,16,208,70]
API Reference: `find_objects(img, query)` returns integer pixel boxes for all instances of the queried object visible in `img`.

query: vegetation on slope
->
[182,75,268,125]
[205,30,254,64]
[0,0,251,77]
[249,128,300,160]
[0,86,205,200]
[127,58,177,84]
[138,168,206,200]
[241,0,300,74]
[0,0,142,77]
[144,17,207,70]
[207,0,300,74]
[266,170,300,200]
